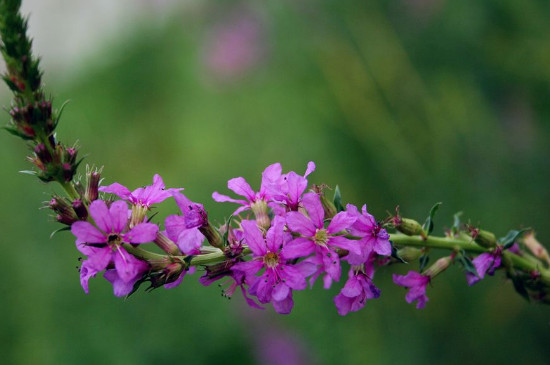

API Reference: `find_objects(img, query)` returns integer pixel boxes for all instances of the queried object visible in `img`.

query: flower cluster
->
[70,163,399,315]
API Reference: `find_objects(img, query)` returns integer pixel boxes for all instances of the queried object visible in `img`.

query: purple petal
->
[266,216,285,252]
[114,247,146,283]
[302,192,324,228]
[280,237,315,260]
[373,235,392,256]
[286,211,316,236]
[108,200,129,233]
[472,253,494,279]
[466,271,480,286]
[89,200,112,233]
[86,246,112,272]
[272,283,290,301]
[334,293,353,316]
[212,191,247,205]
[327,211,356,234]
[341,273,362,297]
[285,172,307,207]
[329,236,362,255]
[172,192,193,214]
[164,215,187,241]
[79,260,98,294]
[241,220,267,256]
[71,221,107,244]
[176,228,205,255]
[304,161,316,177]
[321,248,341,282]
[98,183,132,200]
[241,285,265,310]
[272,294,294,314]
[124,223,159,244]
[280,265,307,290]
[228,177,255,201]
[232,259,264,276]
[260,163,282,196]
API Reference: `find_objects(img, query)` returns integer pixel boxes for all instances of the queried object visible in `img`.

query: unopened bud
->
[49,196,77,223]
[396,247,423,262]
[85,169,101,202]
[251,200,270,230]
[72,199,88,220]
[149,261,185,288]
[34,143,52,164]
[395,217,424,236]
[524,232,550,266]
[199,223,224,249]
[56,213,77,225]
[154,232,181,256]
[62,163,74,182]
[472,229,497,248]
[423,256,452,278]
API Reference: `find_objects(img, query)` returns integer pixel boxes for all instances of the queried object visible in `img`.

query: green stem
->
[60,181,79,200]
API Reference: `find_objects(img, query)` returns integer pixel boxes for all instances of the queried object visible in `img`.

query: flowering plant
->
[2,0,550,316]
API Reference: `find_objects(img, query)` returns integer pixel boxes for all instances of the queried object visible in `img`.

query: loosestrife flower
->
[393,271,430,309]
[99,174,182,207]
[466,248,503,286]
[232,217,308,314]
[345,203,391,265]
[164,192,205,255]
[269,161,316,212]
[284,192,358,283]
[71,200,158,296]
[334,253,381,315]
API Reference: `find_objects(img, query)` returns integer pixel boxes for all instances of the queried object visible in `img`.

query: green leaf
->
[457,249,477,275]
[499,229,529,249]
[333,185,344,212]
[422,202,442,236]
[451,211,462,236]
[49,226,70,239]
[222,215,235,246]
[419,254,430,271]
[510,275,530,303]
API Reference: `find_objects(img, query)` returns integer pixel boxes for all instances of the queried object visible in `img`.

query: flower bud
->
[34,143,52,164]
[149,261,185,288]
[472,229,497,248]
[199,223,224,249]
[250,200,270,230]
[85,168,101,202]
[523,232,550,266]
[154,232,181,256]
[396,247,423,262]
[72,199,88,220]
[49,196,77,224]
[395,217,424,236]
[423,256,452,278]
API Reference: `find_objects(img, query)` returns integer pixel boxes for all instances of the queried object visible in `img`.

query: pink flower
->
[212,162,282,215]
[393,271,430,309]
[164,192,205,255]
[71,200,158,295]
[269,162,315,212]
[232,217,308,314]
[99,174,183,208]
[284,192,358,283]
[345,203,391,265]
[465,251,502,286]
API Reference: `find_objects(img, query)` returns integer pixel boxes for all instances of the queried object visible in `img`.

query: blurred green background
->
[1,0,550,364]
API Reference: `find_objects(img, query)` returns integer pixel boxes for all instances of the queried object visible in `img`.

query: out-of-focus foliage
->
[1,1,550,364]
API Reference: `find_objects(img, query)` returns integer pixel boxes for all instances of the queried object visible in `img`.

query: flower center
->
[314,228,328,246]
[107,233,122,246]
[263,252,279,268]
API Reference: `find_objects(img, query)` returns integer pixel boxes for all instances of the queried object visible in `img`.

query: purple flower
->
[334,253,380,315]
[212,163,282,215]
[345,203,391,265]
[99,174,183,208]
[71,200,158,294]
[104,259,149,297]
[284,192,358,282]
[269,162,315,212]
[393,271,430,309]
[465,251,502,286]
[232,217,308,314]
[164,192,205,255]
